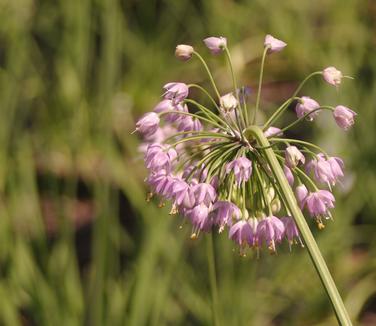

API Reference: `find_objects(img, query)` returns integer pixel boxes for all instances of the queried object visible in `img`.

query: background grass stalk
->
[207,232,220,326]
[245,125,352,326]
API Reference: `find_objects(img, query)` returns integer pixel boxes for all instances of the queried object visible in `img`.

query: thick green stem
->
[207,233,220,326]
[245,125,352,326]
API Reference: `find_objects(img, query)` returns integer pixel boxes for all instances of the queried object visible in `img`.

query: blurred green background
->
[0,0,375,325]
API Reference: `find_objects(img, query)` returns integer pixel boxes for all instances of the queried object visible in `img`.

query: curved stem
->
[245,125,352,326]
[292,71,322,98]
[188,84,220,110]
[263,97,301,130]
[253,47,269,124]
[193,51,221,101]
[207,233,220,326]
[269,138,329,156]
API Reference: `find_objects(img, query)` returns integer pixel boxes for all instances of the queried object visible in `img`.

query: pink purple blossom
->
[203,36,227,54]
[333,105,356,130]
[295,96,320,120]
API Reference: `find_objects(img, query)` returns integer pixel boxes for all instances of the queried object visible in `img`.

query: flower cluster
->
[135,35,356,255]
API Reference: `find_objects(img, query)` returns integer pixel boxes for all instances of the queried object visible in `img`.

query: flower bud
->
[323,67,343,86]
[264,34,287,53]
[295,96,320,120]
[271,198,281,213]
[220,93,238,113]
[203,36,227,54]
[135,112,160,137]
[333,105,356,130]
[175,44,194,61]
[283,165,294,186]
[295,184,308,209]
[285,146,305,168]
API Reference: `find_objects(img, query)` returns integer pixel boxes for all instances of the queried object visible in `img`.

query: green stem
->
[245,126,352,326]
[292,71,323,98]
[193,51,222,101]
[188,83,220,110]
[263,97,301,130]
[270,138,329,157]
[253,46,269,124]
[207,233,220,326]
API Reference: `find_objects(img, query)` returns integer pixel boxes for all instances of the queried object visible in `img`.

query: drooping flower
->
[203,36,227,54]
[172,179,196,208]
[135,112,160,137]
[177,116,202,132]
[264,126,283,138]
[285,146,305,168]
[304,190,335,218]
[144,144,177,172]
[212,201,241,232]
[193,183,217,206]
[306,154,344,186]
[229,220,254,247]
[163,82,189,104]
[256,216,285,251]
[220,93,238,113]
[281,217,302,248]
[295,96,320,120]
[175,44,194,61]
[323,67,343,86]
[333,105,357,130]
[283,165,294,186]
[295,184,308,209]
[225,157,253,185]
[264,34,287,53]
[188,203,213,237]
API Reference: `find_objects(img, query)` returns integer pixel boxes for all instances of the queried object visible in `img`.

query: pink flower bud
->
[295,184,308,209]
[323,67,343,86]
[333,105,356,130]
[295,96,320,120]
[203,36,227,55]
[283,165,294,186]
[175,44,194,61]
[264,34,287,53]
[136,112,160,137]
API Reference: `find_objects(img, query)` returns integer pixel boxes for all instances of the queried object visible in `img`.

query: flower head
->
[226,157,253,185]
[304,190,335,218]
[163,82,189,104]
[333,105,356,130]
[256,215,285,251]
[136,112,160,137]
[264,34,287,53]
[323,67,343,86]
[295,96,320,120]
[281,217,302,248]
[229,220,254,247]
[175,44,194,61]
[203,36,227,54]
[212,201,241,232]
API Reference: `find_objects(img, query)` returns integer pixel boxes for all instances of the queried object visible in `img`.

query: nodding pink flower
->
[154,100,187,123]
[256,216,285,251]
[177,116,202,132]
[212,201,241,232]
[163,82,189,104]
[307,154,343,186]
[147,170,176,199]
[285,146,305,168]
[144,144,177,172]
[225,157,253,185]
[283,165,294,186]
[229,220,254,246]
[175,44,194,61]
[333,105,357,130]
[188,203,213,235]
[304,190,335,217]
[264,126,283,138]
[172,179,196,208]
[281,217,302,248]
[323,67,343,86]
[295,184,308,209]
[192,183,217,206]
[136,112,160,137]
[264,34,287,53]
[203,36,227,54]
[295,96,320,120]
[220,93,238,113]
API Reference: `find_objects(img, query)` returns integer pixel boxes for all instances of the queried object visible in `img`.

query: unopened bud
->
[175,44,194,61]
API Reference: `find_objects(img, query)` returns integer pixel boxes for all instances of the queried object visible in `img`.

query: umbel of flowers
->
[135,34,356,256]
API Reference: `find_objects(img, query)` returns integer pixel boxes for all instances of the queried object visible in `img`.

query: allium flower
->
[175,44,194,61]
[285,146,305,168]
[304,190,335,218]
[256,216,285,251]
[295,96,320,120]
[323,67,343,86]
[226,157,253,185]
[264,34,287,53]
[135,112,160,137]
[212,201,241,232]
[220,93,238,113]
[163,82,189,104]
[295,184,308,209]
[136,35,356,258]
[203,36,227,54]
[333,105,357,130]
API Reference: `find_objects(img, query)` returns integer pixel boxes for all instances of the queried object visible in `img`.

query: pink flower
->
[188,203,213,235]
[177,116,202,132]
[229,220,254,246]
[283,165,294,186]
[285,146,305,168]
[163,82,189,104]
[144,144,177,172]
[323,67,343,86]
[264,34,287,53]
[295,96,320,120]
[175,44,194,61]
[264,126,283,138]
[136,112,160,137]
[304,190,335,218]
[172,180,196,209]
[333,105,356,130]
[295,184,308,209]
[192,183,217,206]
[281,217,302,249]
[203,36,227,54]
[306,154,343,186]
[212,201,241,232]
[256,216,285,251]
[225,157,253,185]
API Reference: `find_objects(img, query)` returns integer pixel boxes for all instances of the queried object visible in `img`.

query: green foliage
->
[0,0,375,324]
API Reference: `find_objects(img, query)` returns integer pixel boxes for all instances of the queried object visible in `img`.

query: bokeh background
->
[0,0,375,325]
